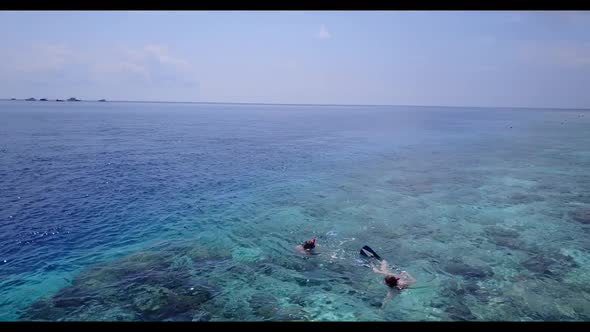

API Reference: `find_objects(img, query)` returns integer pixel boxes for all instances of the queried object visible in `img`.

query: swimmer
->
[359,245,416,308]
[372,259,416,290]
[296,237,318,254]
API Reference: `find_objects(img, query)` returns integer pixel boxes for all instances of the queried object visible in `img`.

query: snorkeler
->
[359,245,416,308]
[296,237,318,254]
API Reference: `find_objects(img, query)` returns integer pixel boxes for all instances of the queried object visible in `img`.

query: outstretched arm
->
[381,289,395,309]
[372,260,390,275]
[400,271,416,286]
[372,266,388,275]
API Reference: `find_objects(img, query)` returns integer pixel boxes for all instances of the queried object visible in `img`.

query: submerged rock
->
[493,237,523,250]
[463,281,480,294]
[521,252,579,277]
[288,293,308,307]
[132,285,171,313]
[293,276,323,287]
[444,302,477,320]
[254,262,274,276]
[305,205,330,219]
[21,298,63,321]
[483,226,524,250]
[484,226,520,239]
[519,292,567,320]
[442,260,494,280]
[521,256,553,275]
[248,293,279,319]
[133,283,213,321]
[387,176,434,196]
[21,247,223,321]
[134,287,189,320]
[275,304,307,321]
[52,284,99,302]
[53,294,94,308]
[507,192,544,205]
[268,254,320,272]
[440,279,466,297]
[191,311,211,322]
[571,209,590,224]
[186,244,232,262]
[232,246,263,263]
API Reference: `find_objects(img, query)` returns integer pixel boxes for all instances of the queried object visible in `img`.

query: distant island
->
[7,97,109,102]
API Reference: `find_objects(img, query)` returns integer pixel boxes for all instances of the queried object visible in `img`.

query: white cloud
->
[475,65,499,73]
[90,61,152,85]
[0,41,200,99]
[286,59,297,70]
[316,24,332,40]
[144,44,168,57]
[508,13,524,23]
[2,41,197,83]
[479,35,496,47]
[518,41,590,68]
[0,42,85,75]
[510,11,590,27]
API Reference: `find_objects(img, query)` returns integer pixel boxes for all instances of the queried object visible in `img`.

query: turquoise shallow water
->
[1,101,589,321]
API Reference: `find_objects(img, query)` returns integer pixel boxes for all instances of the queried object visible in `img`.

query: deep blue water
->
[1,101,589,321]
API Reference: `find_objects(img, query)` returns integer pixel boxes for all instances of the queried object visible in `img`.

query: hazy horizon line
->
[2,98,589,111]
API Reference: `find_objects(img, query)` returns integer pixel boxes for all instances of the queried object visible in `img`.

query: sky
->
[0,11,589,108]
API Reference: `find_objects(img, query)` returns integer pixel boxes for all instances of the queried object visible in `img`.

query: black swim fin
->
[360,245,382,261]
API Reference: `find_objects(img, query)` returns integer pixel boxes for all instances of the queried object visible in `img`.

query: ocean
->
[1,100,589,321]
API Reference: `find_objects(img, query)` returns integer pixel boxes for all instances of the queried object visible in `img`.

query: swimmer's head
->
[302,238,316,250]
[384,275,400,288]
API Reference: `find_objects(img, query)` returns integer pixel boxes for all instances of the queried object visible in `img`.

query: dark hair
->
[302,240,315,250]
[384,275,398,288]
